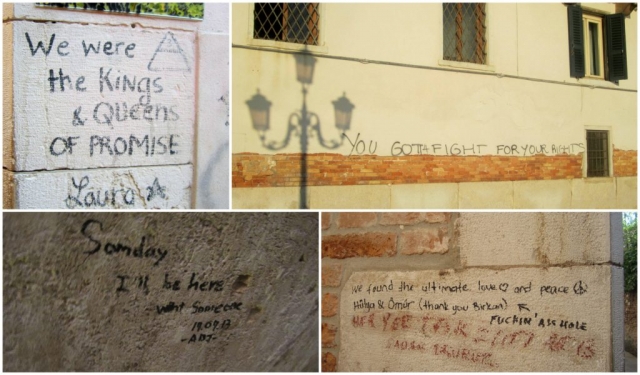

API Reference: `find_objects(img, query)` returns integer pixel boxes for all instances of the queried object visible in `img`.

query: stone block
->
[571,178,617,208]
[13,165,192,209]
[309,185,391,209]
[459,213,610,267]
[459,181,513,208]
[340,267,611,371]
[615,176,637,209]
[513,179,572,208]
[232,187,303,209]
[390,183,458,208]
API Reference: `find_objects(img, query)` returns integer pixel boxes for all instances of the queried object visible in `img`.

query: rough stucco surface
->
[458,213,610,266]
[339,268,610,372]
[3,212,319,371]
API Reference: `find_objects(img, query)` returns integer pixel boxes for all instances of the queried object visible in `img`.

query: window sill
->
[438,59,496,73]
[576,77,619,88]
[246,37,328,54]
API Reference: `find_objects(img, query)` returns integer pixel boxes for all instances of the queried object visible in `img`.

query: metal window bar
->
[443,3,486,64]
[586,130,609,177]
[254,3,319,45]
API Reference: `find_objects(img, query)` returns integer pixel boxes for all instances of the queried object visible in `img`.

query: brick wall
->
[233,151,637,188]
[320,212,459,371]
[613,149,637,177]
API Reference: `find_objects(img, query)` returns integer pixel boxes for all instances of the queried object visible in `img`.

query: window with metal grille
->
[586,130,610,177]
[254,3,319,46]
[443,3,486,64]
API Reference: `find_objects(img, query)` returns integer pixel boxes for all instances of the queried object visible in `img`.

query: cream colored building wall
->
[232,3,637,157]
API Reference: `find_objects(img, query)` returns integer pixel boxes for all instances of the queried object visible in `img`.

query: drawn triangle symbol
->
[148,31,191,72]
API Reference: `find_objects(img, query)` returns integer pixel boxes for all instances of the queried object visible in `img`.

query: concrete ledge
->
[571,178,618,208]
[616,176,637,209]
[459,181,512,208]
[514,179,572,208]
[309,185,391,209]
[231,178,636,209]
[232,186,303,209]
[390,183,458,208]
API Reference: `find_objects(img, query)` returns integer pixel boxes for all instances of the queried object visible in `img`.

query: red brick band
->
[613,149,637,177]
[233,150,636,188]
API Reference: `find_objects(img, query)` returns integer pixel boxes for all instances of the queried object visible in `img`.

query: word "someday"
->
[80,219,168,266]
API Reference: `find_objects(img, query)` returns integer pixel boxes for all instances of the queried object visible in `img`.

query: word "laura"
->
[80,219,168,266]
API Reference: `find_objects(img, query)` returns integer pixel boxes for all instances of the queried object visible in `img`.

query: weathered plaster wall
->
[321,212,624,371]
[4,212,318,372]
[3,3,229,208]
[232,3,637,209]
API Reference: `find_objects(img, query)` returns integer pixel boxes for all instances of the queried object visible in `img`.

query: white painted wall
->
[195,3,229,209]
[12,22,195,171]
[5,3,229,208]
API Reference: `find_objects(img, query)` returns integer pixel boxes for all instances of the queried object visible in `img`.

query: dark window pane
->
[586,130,609,177]
[254,3,319,46]
[442,3,486,64]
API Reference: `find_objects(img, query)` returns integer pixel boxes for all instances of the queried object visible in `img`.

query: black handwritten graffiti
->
[64,175,135,208]
[80,219,168,266]
[72,106,86,126]
[392,142,488,156]
[50,136,79,156]
[344,132,377,156]
[147,177,167,201]
[148,31,191,72]
[48,68,86,92]
[116,274,150,295]
[573,281,588,295]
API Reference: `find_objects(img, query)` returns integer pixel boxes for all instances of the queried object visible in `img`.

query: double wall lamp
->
[246,53,355,151]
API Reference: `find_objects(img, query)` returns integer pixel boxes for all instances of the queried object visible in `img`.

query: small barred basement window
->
[586,130,610,177]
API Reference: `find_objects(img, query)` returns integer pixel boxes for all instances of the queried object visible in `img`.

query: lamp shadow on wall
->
[245,48,355,209]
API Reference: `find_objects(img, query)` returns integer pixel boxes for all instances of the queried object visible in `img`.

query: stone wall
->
[321,212,624,371]
[4,212,318,371]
